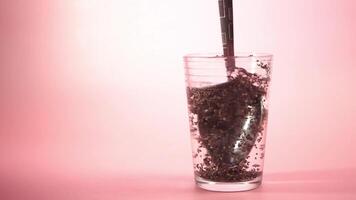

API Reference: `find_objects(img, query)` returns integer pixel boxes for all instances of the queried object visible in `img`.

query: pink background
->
[1,0,356,199]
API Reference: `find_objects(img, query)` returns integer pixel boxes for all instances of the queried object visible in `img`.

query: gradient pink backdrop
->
[1,0,356,199]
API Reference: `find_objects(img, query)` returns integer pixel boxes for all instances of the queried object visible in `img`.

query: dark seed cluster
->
[187,63,270,182]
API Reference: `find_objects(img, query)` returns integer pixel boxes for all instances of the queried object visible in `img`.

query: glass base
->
[195,175,262,192]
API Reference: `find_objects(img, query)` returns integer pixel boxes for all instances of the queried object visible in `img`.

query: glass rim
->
[184,52,273,60]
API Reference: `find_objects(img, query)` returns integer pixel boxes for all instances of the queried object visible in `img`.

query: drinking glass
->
[184,53,273,192]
